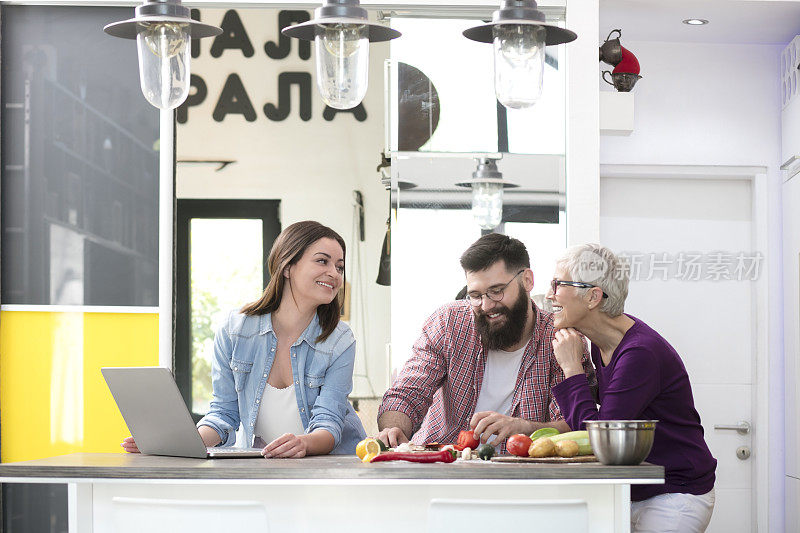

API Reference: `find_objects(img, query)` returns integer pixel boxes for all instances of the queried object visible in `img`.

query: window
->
[1,6,159,306]
[175,199,281,420]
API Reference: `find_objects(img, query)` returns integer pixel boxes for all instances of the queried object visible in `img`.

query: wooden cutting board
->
[491,454,599,464]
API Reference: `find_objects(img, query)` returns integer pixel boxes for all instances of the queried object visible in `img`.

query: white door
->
[783,174,800,530]
[599,174,757,532]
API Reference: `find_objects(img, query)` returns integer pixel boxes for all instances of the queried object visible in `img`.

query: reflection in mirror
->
[384,10,567,375]
[386,14,565,154]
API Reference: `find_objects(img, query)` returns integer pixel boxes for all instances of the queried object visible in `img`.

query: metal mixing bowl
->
[585,420,658,465]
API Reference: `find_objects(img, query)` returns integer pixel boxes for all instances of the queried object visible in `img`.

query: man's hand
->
[552,328,586,379]
[377,411,413,447]
[470,411,533,445]
[261,433,308,459]
[375,427,410,448]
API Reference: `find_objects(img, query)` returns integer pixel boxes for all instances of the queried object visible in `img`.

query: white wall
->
[600,42,782,167]
[176,8,391,397]
[599,40,784,530]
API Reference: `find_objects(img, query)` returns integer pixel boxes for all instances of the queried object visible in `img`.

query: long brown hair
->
[240,221,346,342]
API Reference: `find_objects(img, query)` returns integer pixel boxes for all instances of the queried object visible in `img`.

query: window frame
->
[174,198,280,421]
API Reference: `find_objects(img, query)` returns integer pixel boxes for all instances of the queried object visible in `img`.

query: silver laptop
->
[102,366,263,459]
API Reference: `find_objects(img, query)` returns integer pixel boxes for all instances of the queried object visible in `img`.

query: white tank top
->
[253,383,306,446]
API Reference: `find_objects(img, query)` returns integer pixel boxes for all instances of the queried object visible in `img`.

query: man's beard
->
[474,289,530,351]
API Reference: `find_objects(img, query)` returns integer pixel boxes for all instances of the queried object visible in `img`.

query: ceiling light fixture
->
[104,0,222,110]
[682,19,709,25]
[463,0,577,109]
[456,158,518,230]
[282,0,401,110]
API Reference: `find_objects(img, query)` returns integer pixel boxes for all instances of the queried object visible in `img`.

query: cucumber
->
[548,431,592,455]
[530,427,560,440]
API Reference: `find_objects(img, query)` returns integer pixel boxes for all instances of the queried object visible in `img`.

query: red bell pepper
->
[369,450,457,464]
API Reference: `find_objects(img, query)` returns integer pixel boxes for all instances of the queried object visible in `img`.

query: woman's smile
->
[316,280,336,291]
[546,268,575,327]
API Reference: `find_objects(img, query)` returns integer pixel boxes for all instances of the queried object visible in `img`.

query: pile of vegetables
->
[507,428,593,459]
[357,427,591,464]
[447,431,495,461]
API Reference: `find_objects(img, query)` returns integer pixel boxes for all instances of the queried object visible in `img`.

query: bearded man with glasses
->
[377,233,596,450]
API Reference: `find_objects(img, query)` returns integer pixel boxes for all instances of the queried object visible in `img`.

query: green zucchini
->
[476,443,495,461]
[530,427,560,440]
[548,431,592,455]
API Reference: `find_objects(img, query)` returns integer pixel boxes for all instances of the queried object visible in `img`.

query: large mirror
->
[384,11,567,379]
[174,5,568,433]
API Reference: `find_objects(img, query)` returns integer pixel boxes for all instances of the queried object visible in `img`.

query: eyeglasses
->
[465,270,525,306]
[550,279,609,298]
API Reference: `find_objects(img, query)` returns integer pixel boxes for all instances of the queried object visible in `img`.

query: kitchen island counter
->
[0,452,663,481]
[0,453,664,532]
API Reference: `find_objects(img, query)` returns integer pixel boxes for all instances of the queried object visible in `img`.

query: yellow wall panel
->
[0,310,158,462]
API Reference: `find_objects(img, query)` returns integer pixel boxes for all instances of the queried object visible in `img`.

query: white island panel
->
[90,481,626,532]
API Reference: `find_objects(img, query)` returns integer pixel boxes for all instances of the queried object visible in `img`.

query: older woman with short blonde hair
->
[548,244,717,533]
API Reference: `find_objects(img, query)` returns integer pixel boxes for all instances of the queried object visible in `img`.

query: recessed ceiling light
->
[682,18,709,25]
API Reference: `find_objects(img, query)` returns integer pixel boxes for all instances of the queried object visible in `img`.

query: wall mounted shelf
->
[600,91,634,136]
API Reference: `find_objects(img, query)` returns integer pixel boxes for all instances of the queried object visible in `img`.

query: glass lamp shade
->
[136,22,191,110]
[472,182,504,230]
[492,24,546,109]
[314,23,369,109]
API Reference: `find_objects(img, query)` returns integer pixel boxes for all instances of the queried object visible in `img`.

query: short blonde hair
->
[555,244,629,317]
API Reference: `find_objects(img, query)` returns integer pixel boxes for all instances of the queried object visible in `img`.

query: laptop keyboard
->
[207,447,263,454]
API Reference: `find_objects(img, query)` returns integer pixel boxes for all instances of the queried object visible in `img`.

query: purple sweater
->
[552,315,716,501]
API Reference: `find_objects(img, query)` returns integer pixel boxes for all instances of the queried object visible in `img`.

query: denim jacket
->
[197,310,366,454]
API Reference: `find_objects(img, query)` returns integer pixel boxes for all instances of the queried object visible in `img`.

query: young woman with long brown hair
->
[123,221,366,457]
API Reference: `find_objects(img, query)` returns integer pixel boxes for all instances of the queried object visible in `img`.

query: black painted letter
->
[212,74,257,122]
[264,10,312,60]
[177,74,208,124]
[323,103,368,122]
[264,72,312,121]
[190,9,201,58]
[210,10,255,58]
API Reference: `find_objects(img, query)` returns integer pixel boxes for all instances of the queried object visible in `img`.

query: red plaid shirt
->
[379,299,594,446]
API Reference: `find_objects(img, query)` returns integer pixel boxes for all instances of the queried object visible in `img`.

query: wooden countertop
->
[0,453,664,483]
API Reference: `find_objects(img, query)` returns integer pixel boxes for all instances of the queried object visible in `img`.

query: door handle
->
[713,421,751,435]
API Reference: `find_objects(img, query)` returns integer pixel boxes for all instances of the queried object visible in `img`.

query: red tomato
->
[456,430,480,450]
[506,434,533,457]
